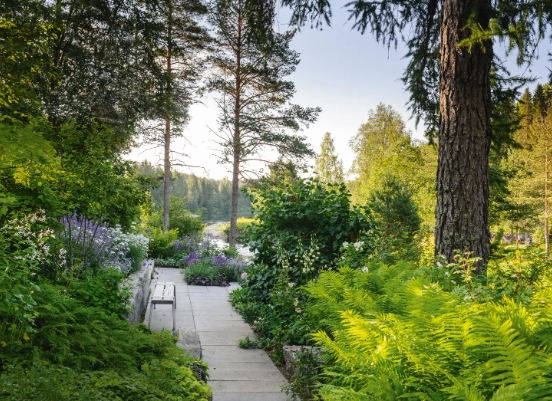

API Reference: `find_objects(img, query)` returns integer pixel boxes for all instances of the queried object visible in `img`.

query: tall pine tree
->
[208,0,320,245]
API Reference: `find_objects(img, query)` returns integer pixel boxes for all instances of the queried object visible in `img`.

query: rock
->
[283,345,323,376]
[175,328,206,381]
[176,328,202,359]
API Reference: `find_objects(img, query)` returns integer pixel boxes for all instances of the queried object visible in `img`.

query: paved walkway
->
[146,268,288,401]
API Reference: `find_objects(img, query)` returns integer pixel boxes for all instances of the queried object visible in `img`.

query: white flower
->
[361,266,369,273]
[342,241,349,248]
[288,282,295,288]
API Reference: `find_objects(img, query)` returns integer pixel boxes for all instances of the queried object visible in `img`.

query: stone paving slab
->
[209,368,287,381]
[198,331,256,346]
[194,315,244,322]
[209,380,287,393]
[191,310,243,317]
[147,268,288,400]
[210,362,277,371]
[213,393,287,401]
[202,346,275,363]
[189,293,230,300]
[196,320,256,331]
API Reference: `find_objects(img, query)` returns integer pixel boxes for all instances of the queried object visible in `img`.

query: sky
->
[125,5,552,180]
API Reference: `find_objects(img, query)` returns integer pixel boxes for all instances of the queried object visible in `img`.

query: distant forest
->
[137,162,252,222]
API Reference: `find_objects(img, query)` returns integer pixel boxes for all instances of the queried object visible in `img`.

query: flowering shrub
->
[338,238,373,269]
[178,234,247,284]
[240,179,374,303]
[61,213,148,276]
[183,251,201,266]
[0,210,56,339]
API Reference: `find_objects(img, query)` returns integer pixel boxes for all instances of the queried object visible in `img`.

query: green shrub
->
[153,257,182,267]
[0,211,53,341]
[183,258,240,285]
[1,359,210,401]
[0,282,211,400]
[185,261,217,281]
[368,175,422,263]
[243,178,374,301]
[148,227,178,258]
[148,196,204,237]
[221,217,256,242]
[68,267,131,317]
[230,272,314,362]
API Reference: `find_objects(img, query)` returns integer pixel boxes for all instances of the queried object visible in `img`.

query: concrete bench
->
[147,281,176,332]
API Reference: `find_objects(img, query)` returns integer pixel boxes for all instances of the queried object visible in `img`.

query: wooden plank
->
[152,282,175,303]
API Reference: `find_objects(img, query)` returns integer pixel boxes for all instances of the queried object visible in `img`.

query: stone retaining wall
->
[125,260,154,324]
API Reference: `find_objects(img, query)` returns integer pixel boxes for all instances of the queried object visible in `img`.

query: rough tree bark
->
[435,0,493,273]
[545,125,549,258]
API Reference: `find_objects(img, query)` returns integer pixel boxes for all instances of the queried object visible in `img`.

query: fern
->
[307,263,552,400]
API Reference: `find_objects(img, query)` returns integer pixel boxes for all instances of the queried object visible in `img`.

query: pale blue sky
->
[127,5,552,179]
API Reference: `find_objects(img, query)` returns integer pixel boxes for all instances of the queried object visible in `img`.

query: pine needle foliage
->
[305,264,552,400]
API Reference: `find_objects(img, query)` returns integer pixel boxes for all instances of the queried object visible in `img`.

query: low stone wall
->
[126,260,154,324]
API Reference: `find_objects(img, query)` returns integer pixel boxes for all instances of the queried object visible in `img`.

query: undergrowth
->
[0,282,211,400]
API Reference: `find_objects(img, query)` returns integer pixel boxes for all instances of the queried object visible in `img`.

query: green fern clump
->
[306,263,552,400]
[0,282,211,400]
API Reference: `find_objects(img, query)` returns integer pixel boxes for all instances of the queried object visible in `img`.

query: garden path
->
[146,267,288,401]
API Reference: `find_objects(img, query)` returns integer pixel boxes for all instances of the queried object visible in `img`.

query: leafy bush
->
[221,217,256,242]
[153,257,182,267]
[242,178,374,301]
[230,179,373,366]
[1,359,210,401]
[0,211,53,340]
[0,282,211,400]
[230,272,314,362]
[147,227,178,258]
[68,267,131,317]
[148,196,204,237]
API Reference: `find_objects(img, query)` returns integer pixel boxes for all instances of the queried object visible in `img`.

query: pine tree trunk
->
[435,0,493,273]
[229,11,242,247]
[545,133,549,258]
[164,116,171,231]
[163,5,173,232]
[229,147,240,246]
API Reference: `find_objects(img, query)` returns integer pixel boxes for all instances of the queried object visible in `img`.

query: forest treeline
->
[316,94,552,249]
[137,162,252,222]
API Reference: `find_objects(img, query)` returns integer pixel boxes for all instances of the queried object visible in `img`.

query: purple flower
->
[211,254,228,266]
[183,251,201,266]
